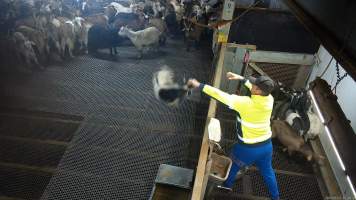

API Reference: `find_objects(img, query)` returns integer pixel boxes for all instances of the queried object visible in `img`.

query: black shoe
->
[216,185,232,192]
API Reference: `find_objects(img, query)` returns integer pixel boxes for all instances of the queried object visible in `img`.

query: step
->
[0,115,79,142]
[0,136,67,168]
[0,196,26,200]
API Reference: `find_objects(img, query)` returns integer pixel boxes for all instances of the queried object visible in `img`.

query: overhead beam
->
[283,0,356,81]
[249,50,315,65]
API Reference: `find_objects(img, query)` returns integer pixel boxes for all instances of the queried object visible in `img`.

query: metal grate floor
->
[0,40,212,200]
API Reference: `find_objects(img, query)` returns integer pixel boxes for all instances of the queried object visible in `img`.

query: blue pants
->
[223,141,280,200]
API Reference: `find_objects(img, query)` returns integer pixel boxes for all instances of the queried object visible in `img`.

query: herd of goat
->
[0,0,220,72]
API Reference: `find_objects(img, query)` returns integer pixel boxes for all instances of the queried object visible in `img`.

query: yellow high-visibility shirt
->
[200,80,274,144]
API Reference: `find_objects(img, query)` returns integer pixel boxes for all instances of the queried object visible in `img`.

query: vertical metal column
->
[217,0,235,43]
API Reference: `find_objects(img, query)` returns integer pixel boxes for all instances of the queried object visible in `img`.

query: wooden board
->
[191,44,227,200]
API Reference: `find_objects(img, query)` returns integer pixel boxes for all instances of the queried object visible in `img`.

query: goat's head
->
[192,5,202,17]
[104,5,116,18]
[118,25,129,36]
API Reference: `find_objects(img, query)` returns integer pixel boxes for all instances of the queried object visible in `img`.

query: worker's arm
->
[199,84,233,107]
[227,72,252,91]
[187,78,249,111]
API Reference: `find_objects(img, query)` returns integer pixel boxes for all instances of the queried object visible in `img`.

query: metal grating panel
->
[257,63,300,87]
[242,170,324,200]
[0,166,53,200]
[0,39,213,199]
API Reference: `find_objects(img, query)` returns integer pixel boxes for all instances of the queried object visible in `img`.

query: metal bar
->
[0,162,56,174]
[191,44,227,200]
[0,135,69,147]
[226,43,257,49]
[292,65,312,88]
[234,7,290,13]
[214,193,270,200]
[248,166,315,178]
[283,0,356,81]
[0,113,82,125]
[249,50,315,65]
[310,138,342,197]
[248,63,267,76]
[0,196,27,200]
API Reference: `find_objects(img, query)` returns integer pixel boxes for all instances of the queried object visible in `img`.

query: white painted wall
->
[308,46,356,133]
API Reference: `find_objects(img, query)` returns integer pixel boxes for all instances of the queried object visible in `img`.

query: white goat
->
[305,106,323,140]
[170,0,184,22]
[118,26,161,58]
[108,2,133,15]
[73,17,92,53]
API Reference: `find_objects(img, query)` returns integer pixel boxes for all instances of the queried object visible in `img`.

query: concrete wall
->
[308,46,356,133]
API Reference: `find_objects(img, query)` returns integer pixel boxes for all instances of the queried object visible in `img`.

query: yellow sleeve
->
[201,84,250,112]
[244,79,252,91]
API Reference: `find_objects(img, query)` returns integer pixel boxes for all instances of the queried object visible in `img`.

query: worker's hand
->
[187,78,200,89]
[226,72,244,80]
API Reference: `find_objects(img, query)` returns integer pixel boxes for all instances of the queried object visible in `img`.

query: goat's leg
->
[138,50,143,59]
[194,39,199,50]
[109,47,113,56]
[137,45,144,58]
[186,40,191,51]
[153,42,159,52]
[68,40,74,58]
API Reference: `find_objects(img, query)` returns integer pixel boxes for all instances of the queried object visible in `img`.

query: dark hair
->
[255,85,269,96]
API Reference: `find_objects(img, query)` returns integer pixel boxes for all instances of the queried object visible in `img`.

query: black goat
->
[87,24,123,56]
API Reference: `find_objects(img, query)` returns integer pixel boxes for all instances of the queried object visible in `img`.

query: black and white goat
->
[153,66,188,107]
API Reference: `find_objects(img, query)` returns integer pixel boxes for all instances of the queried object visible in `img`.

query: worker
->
[187,72,280,200]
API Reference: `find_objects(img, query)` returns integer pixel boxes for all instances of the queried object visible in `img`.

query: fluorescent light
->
[324,126,346,171]
[308,90,325,124]
[346,175,356,198]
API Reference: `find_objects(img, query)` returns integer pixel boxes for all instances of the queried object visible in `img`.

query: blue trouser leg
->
[255,148,280,200]
[223,157,240,188]
[223,142,280,200]
[223,144,254,188]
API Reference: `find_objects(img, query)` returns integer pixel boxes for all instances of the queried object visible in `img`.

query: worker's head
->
[249,75,275,96]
